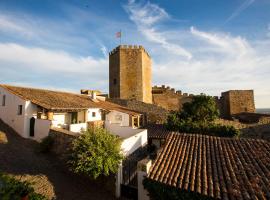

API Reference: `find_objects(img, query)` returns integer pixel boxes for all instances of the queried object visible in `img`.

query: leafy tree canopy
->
[180,94,219,123]
[165,94,239,137]
[69,128,124,179]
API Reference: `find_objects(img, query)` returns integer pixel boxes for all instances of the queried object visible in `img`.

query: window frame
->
[2,95,6,106]
[17,105,23,115]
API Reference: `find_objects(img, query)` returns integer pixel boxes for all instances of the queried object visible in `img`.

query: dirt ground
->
[0,120,118,200]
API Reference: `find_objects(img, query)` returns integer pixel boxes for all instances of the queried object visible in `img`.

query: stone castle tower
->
[109,45,152,103]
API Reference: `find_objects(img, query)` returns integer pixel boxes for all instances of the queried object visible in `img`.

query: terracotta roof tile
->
[147,124,172,139]
[148,133,270,200]
[0,85,142,115]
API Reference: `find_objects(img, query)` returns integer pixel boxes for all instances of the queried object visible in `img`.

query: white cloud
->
[100,44,108,58]
[0,14,34,37]
[124,0,192,59]
[0,43,108,91]
[226,0,255,22]
[190,26,253,58]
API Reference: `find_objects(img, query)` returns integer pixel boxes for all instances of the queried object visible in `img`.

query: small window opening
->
[17,105,23,115]
[92,112,96,117]
[2,95,6,106]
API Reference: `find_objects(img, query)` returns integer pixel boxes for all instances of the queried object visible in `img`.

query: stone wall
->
[107,98,169,124]
[218,90,255,118]
[49,127,79,160]
[152,85,193,111]
[109,45,152,103]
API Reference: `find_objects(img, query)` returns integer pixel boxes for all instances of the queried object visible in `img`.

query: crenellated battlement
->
[109,45,151,58]
[152,85,194,97]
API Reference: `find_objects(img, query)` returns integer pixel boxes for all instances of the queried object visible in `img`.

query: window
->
[113,78,117,85]
[115,114,122,121]
[2,95,6,106]
[17,105,23,115]
[92,112,96,117]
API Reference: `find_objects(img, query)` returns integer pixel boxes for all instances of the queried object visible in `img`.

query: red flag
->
[116,31,121,38]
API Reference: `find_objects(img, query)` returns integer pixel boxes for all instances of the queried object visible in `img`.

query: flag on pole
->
[116,31,121,38]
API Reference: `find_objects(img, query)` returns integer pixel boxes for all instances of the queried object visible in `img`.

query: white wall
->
[121,129,147,156]
[86,108,102,122]
[105,111,130,126]
[34,119,51,141]
[77,111,85,123]
[69,123,87,133]
[51,113,70,129]
[24,101,38,138]
[0,87,28,138]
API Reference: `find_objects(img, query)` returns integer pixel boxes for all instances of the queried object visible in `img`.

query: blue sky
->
[0,0,270,108]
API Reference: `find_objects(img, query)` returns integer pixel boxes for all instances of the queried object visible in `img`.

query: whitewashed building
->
[0,84,149,199]
[0,85,147,147]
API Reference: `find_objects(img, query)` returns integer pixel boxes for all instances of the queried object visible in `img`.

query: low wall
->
[69,123,87,133]
[49,128,79,159]
[34,119,51,141]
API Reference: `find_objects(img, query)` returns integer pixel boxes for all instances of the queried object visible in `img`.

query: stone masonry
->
[109,45,152,104]
[152,85,193,111]
[218,90,255,119]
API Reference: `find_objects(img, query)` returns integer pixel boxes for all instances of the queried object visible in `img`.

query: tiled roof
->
[0,85,142,115]
[148,133,270,200]
[147,124,172,139]
[1,84,97,111]
[95,100,143,116]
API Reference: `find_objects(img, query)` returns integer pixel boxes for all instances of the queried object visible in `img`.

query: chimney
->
[91,91,97,100]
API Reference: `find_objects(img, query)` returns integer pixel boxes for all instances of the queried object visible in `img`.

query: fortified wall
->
[152,85,193,111]
[217,90,255,119]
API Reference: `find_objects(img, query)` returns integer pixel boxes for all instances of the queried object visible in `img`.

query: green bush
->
[0,173,47,200]
[165,94,240,137]
[37,135,54,153]
[68,127,124,179]
[166,117,239,137]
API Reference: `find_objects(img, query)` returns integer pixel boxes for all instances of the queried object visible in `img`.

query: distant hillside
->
[256,108,270,114]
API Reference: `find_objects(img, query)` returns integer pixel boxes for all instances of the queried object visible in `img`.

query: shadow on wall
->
[0,119,117,200]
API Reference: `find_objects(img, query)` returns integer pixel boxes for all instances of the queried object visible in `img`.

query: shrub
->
[37,136,54,153]
[0,173,47,200]
[68,127,124,179]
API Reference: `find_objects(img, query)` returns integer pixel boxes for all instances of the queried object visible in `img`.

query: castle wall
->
[152,85,193,111]
[219,90,255,118]
[109,45,152,103]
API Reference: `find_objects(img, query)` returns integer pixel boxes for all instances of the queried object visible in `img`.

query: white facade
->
[105,110,130,126]
[86,108,102,121]
[51,108,102,132]
[0,87,38,139]
[121,129,147,156]
[69,123,87,132]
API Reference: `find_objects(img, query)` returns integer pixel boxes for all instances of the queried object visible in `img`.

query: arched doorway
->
[30,117,35,137]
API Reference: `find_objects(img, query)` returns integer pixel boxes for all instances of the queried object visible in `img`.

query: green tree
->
[165,94,239,137]
[68,128,124,179]
[180,94,219,123]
